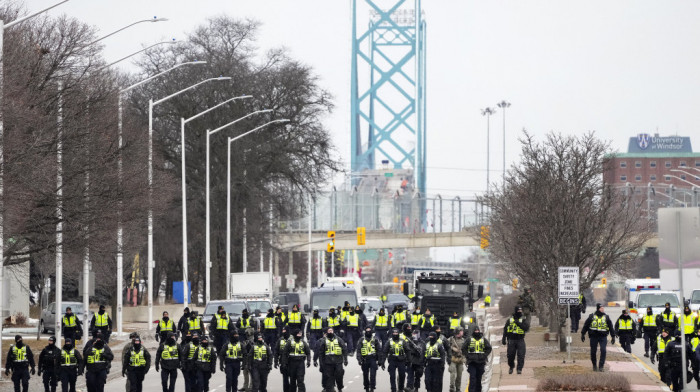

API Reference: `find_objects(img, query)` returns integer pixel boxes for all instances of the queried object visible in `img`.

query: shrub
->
[499,292,521,317]
[536,373,630,392]
[14,312,28,327]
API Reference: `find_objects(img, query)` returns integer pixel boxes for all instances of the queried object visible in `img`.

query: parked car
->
[273,292,302,312]
[41,302,92,334]
[202,299,272,332]
[383,293,411,312]
[359,296,383,324]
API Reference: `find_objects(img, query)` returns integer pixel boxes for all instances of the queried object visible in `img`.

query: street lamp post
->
[225,119,289,297]
[497,101,510,181]
[481,107,496,195]
[0,1,71,375]
[115,60,206,336]
[207,110,274,300]
[148,76,231,329]
[180,95,252,305]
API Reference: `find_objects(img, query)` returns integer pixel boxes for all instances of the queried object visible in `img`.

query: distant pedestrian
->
[640,306,658,358]
[89,305,112,343]
[462,326,491,392]
[502,306,529,374]
[581,303,615,372]
[614,309,636,353]
[569,294,586,333]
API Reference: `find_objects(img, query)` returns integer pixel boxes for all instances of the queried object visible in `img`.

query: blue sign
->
[628,134,692,153]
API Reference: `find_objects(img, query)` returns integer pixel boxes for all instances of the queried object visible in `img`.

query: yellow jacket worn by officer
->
[581,303,616,372]
[155,311,176,343]
[84,336,113,391]
[502,306,529,374]
[122,337,151,390]
[5,335,36,392]
[90,305,112,342]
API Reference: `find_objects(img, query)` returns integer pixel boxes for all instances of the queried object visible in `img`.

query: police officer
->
[424,331,447,392]
[273,326,291,392]
[406,327,424,392]
[447,327,466,392]
[381,328,410,392]
[219,330,246,392]
[666,330,693,392]
[658,302,678,335]
[315,327,348,392]
[391,304,408,329]
[84,333,113,392]
[641,306,658,357]
[345,307,361,355]
[57,338,83,392]
[262,309,281,346]
[194,335,217,392]
[654,329,672,384]
[287,305,306,336]
[285,329,311,392]
[156,311,176,344]
[89,305,112,343]
[581,303,615,372]
[156,332,180,392]
[120,332,139,392]
[569,294,587,333]
[325,307,342,333]
[187,311,205,340]
[462,326,491,392]
[373,308,390,346]
[5,335,36,392]
[401,324,417,391]
[448,311,463,337]
[502,306,529,374]
[236,313,256,392]
[357,326,380,392]
[420,309,435,341]
[211,306,234,353]
[410,307,422,330]
[62,307,83,343]
[275,307,288,326]
[679,304,697,337]
[122,337,151,392]
[181,332,201,392]
[306,307,325,355]
[38,336,60,392]
[614,309,636,353]
[689,331,700,389]
[249,333,272,392]
[178,307,192,341]
[484,295,491,307]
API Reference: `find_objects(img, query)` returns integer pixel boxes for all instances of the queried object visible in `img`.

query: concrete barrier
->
[121,305,205,323]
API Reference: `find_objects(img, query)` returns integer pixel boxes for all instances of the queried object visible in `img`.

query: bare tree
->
[481,131,652,351]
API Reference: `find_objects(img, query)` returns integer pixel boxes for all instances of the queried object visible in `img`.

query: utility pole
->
[497,100,510,181]
[481,107,496,195]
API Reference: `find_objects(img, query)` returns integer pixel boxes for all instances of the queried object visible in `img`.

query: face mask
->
[365,331,372,339]
[349,310,355,315]
[686,309,692,315]
[314,312,319,317]
[329,311,335,316]
[294,335,302,341]
[94,341,104,349]
[163,316,169,321]
[63,344,72,350]
[404,330,411,337]
[98,310,104,315]
[429,337,437,344]
[515,312,523,318]
[647,310,653,315]
[190,315,196,320]
[473,332,483,339]
[283,331,290,339]
[192,338,200,345]
[268,311,273,316]
[379,311,385,315]
[242,312,249,318]
[231,335,239,343]
[134,343,141,350]
[327,333,335,340]
[256,339,263,345]
[15,341,23,348]
[220,311,226,316]
[201,341,209,347]
[166,338,175,345]
[392,334,399,341]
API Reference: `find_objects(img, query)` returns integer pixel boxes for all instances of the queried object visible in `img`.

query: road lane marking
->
[630,352,660,379]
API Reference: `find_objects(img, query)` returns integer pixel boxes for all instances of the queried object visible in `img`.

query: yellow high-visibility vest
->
[360,338,376,356]
[61,349,77,366]
[226,343,243,359]
[507,317,525,335]
[346,314,359,327]
[375,315,388,327]
[310,318,323,330]
[590,316,609,332]
[63,315,77,328]
[215,314,230,330]
[468,338,484,353]
[159,319,174,332]
[129,349,146,367]
[161,345,178,360]
[12,346,27,362]
[253,345,267,361]
[325,339,342,356]
[288,312,301,324]
[449,317,461,330]
[86,349,103,364]
[618,319,633,331]
[94,313,109,327]
[264,317,277,330]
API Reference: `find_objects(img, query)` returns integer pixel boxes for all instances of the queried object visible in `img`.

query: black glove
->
[212,367,216,375]
[122,369,126,377]
[30,368,35,375]
[501,337,506,345]
[274,363,279,369]
[220,364,225,372]
[38,369,42,376]
[78,369,83,376]
[155,365,159,372]
[267,365,272,372]
[155,334,160,342]
[343,358,348,366]
[381,364,386,370]
[307,362,311,368]
[581,335,585,342]
[4,369,8,377]
[611,337,615,345]
[313,360,318,367]
[651,355,656,364]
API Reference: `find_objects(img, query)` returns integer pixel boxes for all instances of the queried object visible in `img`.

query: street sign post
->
[558,266,580,363]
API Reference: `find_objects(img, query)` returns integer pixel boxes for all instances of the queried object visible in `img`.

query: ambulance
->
[624,278,661,327]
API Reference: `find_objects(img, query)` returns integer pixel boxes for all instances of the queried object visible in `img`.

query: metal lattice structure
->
[351,0,427,197]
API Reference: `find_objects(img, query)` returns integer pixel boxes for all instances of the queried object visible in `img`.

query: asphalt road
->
[103,354,460,392]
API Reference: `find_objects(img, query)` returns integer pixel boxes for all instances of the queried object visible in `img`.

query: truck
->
[624,278,661,321]
[304,282,358,318]
[412,271,483,332]
[230,272,273,301]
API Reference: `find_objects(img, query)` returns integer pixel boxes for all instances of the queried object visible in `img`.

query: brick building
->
[604,134,700,188]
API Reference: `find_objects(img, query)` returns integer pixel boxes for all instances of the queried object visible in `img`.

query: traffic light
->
[480,225,490,249]
[512,278,518,289]
[357,227,366,245]
[327,230,335,252]
[602,277,607,286]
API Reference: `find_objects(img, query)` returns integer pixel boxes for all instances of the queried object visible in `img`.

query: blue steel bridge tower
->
[351,0,427,198]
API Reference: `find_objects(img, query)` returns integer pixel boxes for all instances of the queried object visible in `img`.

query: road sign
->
[558,267,580,305]
[486,278,499,282]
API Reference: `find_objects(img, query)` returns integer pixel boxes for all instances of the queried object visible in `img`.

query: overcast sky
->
[29,0,700,199]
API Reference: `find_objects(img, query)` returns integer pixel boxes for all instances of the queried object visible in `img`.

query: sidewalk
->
[484,308,671,392]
